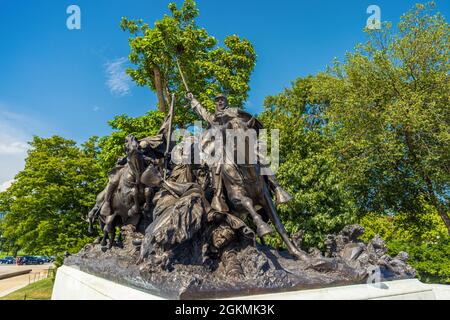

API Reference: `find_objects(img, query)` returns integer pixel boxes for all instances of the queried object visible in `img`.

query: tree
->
[0,136,105,255]
[120,0,256,125]
[313,2,450,234]
[260,77,357,248]
[96,0,258,173]
[359,199,450,284]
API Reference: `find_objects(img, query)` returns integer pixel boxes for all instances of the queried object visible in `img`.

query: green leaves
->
[258,2,449,252]
[315,2,450,230]
[260,77,357,249]
[121,0,256,122]
[0,136,105,255]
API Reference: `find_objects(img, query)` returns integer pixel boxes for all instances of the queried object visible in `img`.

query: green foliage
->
[260,77,357,249]
[259,3,449,281]
[0,136,105,256]
[121,0,256,124]
[312,2,450,231]
[388,238,450,284]
[100,0,257,171]
[359,211,450,284]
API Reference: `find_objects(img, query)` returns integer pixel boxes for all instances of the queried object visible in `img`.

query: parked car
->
[37,256,52,263]
[20,256,44,265]
[0,256,15,264]
[37,256,47,263]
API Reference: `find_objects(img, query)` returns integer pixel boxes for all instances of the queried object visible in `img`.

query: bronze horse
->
[87,135,147,249]
[218,117,321,264]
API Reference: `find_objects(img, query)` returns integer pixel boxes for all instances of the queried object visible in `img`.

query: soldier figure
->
[186,92,293,239]
[187,93,291,205]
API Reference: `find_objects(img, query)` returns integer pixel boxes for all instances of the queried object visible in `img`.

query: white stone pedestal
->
[52,265,450,300]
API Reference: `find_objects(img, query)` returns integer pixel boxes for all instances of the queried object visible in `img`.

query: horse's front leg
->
[108,227,116,249]
[143,187,154,216]
[101,231,108,247]
[239,196,274,238]
[99,219,109,248]
[116,230,124,248]
[261,187,336,271]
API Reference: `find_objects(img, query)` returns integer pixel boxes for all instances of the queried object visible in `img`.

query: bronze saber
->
[176,58,190,94]
[164,93,176,180]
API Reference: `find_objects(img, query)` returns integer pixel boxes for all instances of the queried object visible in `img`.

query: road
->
[0,264,54,298]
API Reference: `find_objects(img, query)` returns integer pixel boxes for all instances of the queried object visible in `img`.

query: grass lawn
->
[1,278,54,300]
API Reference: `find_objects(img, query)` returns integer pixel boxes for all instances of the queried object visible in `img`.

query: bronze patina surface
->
[67,93,415,299]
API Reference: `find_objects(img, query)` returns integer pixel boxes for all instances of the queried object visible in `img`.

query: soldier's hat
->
[214,93,228,102]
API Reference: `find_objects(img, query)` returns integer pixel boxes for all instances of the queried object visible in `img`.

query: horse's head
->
[226,117,251,131]
[124,135,145,180]
[224,118,259,166]
[124,135,139,155]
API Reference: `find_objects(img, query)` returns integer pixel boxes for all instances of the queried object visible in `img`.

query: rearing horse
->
[87,135,147,249]
[218,117,317,264]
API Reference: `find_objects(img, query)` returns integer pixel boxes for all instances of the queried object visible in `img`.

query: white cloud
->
[0,180,13,192]
[0,108,33,187]
[105,57,132,97]
[0,141,28,155]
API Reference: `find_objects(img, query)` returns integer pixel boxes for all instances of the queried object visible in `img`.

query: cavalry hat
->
[214,93,228,101]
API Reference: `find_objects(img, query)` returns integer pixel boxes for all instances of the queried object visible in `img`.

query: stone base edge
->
[51,265,450,300]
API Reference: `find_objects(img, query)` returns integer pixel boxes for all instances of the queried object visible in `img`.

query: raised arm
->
[186,93,215,125]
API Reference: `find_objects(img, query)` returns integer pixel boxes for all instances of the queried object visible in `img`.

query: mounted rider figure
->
[186,92,292,237]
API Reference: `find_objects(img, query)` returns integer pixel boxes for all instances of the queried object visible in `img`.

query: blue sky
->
[0,0,448,189]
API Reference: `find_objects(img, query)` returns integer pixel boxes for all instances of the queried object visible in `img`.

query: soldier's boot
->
[267,175,292,205]
[274,186,292,205]
[253,215,274,238]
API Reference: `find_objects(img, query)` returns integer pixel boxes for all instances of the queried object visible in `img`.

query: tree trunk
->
[438,209,450,236]
[424,175,450,236]
[163,81,171,108]
[153,65,166,113]
[403,127,450,235]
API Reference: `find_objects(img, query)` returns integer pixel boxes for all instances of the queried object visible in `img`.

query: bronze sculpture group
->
[68,89,414,298]
[86,91,329,277]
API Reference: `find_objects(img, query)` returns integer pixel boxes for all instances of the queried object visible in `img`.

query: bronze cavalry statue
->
[185,92,317,265]
[71,89,414,299]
